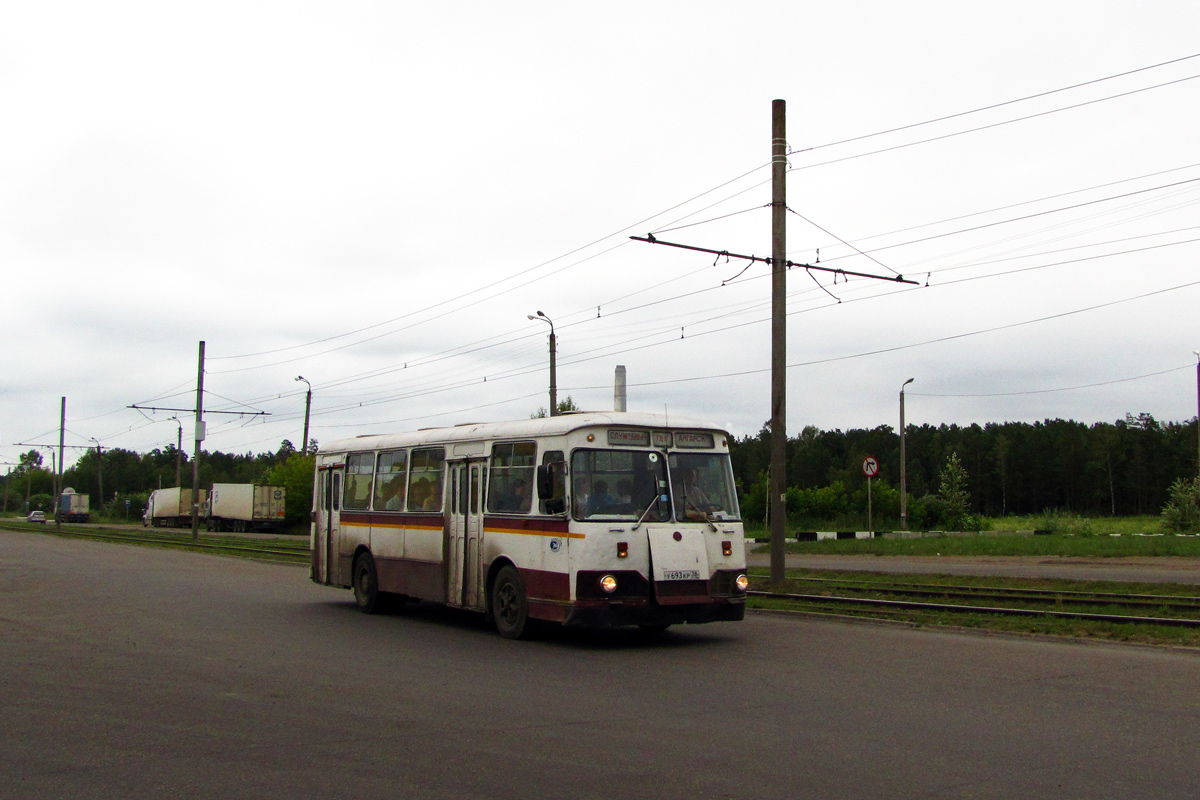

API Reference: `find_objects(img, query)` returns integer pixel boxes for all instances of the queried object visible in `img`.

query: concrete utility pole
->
[191,341,205,540]
[900,378,914,530]
[91,438,103,510]
[769,99,787,583]
[528,311,557,416]
[296,376,312,455]
[173,417,183,487]
[56,397,65,532]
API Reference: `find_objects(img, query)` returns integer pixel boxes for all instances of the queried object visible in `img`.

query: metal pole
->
[900,378,913,530]
[769,99,787,583]
[191,341,205,540]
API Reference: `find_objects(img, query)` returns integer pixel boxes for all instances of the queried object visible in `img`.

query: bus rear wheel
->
[491,565,536,639]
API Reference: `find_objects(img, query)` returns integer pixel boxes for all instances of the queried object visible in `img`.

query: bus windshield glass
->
[668,452,741,522]
[572,449,668,521]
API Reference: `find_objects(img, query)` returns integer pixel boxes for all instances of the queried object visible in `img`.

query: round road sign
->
[862,456,879,477]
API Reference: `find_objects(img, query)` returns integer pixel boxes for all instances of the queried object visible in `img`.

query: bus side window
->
[408,448,445,512]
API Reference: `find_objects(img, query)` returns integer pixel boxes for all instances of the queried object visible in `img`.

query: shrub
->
[1161,478,1200,533]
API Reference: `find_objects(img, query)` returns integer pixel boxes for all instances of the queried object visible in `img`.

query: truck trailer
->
[58,488,90,523]
[207,484,286,532]
[144,487,208,528]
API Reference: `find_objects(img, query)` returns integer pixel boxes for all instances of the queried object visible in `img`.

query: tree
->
[531,396,580,419]
[935,451,976,531]
[265,453,316,526]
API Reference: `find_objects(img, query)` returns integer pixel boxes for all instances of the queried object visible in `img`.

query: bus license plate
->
[662,569,701,581]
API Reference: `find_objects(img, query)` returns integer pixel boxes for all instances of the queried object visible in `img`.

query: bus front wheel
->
[491,565,536,639]
[353,552,383,614]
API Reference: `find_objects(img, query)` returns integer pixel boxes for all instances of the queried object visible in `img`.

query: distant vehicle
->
[207,484,286,532]
[58,488,90,523]
[27,510,46,523]
[144,487,208,528]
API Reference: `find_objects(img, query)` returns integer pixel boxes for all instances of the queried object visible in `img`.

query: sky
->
[3,0,1199,472]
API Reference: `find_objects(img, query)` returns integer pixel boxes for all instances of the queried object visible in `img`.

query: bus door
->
[315,464,345,586]
[448,459,487,609]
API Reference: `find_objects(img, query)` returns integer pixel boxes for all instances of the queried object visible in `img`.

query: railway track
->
[0,522,309,561]
[748,574,1200,628]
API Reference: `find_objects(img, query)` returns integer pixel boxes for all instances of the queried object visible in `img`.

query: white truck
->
[144,487,208,528]
[206,483,286,532]
[58,488,90,523]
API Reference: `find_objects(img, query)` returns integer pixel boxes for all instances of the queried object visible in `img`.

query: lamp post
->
[527,311,557,416]
[296,376,312,455]
[899,378,914,530]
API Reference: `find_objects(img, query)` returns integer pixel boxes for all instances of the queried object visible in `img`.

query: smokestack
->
[614,365,627,412]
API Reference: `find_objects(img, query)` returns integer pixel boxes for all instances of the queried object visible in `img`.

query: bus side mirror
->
[537,464,555,498]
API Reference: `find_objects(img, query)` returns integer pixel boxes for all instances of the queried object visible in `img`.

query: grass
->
[748,569,1200,648]
[767,533,1200,557]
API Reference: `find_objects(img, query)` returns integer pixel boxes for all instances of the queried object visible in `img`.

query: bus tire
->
[352,552,384,614]
[491,565,535,639]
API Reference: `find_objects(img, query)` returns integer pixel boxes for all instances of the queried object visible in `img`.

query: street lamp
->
[899,378,914,530]
[527,311,557,416]
[296,376,312,455]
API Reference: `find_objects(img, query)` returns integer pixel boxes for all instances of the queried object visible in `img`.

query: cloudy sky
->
[3,1,1199,470]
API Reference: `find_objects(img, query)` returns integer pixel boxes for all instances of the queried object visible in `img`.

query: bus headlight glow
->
[735,574,749,592]
[599,574,618,594]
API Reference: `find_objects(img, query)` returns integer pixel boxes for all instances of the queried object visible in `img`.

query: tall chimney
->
[614,365,627,412]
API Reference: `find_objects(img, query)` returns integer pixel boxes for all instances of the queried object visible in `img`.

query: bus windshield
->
[571,448,741,523]
[572,449,668,521]
[668,452,741,522]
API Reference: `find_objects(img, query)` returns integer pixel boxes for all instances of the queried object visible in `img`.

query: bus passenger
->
[385,476,406,510]
[497,480,529,513]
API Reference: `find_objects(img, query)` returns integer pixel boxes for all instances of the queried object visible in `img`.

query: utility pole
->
[191,341,205,540]
[528,311,557,416]
[296,376,312,455]
[629,99,916,580]
[91,438,103,512]
[56,397,65,532]
[900,378,914,530]
[173,417,183,487]
[769,99,787,583]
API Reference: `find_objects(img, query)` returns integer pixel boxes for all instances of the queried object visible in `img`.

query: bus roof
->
[318,411,730,455]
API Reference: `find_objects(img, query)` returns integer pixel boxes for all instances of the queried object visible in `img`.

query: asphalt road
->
[3,530,1199,799]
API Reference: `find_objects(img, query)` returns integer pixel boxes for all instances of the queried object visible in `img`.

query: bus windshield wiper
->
[631,495,662,530]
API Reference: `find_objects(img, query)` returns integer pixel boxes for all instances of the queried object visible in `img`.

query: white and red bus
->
[311,412,748,638]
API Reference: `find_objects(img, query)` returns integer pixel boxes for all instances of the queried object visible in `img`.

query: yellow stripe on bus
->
[339,520,583,539]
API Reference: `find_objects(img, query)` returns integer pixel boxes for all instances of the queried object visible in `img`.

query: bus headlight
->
[734,574,749,592]
[599,574,618,594]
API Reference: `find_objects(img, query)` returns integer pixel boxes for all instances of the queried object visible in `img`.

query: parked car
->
[27,511,46,523]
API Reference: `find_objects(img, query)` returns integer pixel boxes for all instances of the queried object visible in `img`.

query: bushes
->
[1161,478,1200,533]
